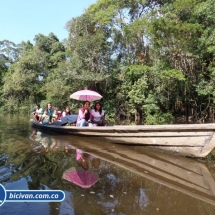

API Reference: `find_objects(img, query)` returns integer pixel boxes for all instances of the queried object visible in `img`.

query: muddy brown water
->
[0,114,215,215]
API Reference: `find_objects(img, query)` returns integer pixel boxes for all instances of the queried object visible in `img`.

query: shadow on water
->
[0,114,215,214]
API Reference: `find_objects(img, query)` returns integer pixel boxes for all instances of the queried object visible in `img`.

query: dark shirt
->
[85,112,90,121]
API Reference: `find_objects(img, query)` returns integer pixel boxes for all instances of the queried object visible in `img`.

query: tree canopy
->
[1,0,215,124]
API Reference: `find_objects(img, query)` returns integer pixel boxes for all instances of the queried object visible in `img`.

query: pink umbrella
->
[70,90,102,102]
[62,167,99,188]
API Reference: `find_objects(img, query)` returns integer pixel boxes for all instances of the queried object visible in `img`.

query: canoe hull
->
[31,120,215,157]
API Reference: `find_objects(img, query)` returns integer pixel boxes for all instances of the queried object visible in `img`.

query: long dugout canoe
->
[31,120,215,157]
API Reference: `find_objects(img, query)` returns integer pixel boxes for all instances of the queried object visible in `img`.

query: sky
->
[0,0,97,44]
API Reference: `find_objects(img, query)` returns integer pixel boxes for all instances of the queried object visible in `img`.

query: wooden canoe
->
[65,136,215,206]
[31,120,215,157]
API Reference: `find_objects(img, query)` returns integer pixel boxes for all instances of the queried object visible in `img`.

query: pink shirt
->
[76,107,93,123]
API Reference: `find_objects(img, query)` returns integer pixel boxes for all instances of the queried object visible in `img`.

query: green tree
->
[2,33,66,111]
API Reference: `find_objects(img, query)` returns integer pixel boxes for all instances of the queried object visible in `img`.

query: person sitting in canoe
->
[57,110,62,120]
[38,102,53,122]
[32,104,43,122]
[41,109,51,125]
[47,102,54,121]
[62,106,72,117]
[52,108,59,122]
[76,101,93,127]
[92,101,108,126]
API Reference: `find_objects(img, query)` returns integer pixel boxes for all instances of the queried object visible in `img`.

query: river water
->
[0,114,215,215]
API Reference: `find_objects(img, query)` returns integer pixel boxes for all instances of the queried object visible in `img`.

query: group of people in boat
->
[32,101,108,127]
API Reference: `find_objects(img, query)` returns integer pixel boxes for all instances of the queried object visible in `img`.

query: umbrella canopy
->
[70,90,102,102]
[62,167,99,188]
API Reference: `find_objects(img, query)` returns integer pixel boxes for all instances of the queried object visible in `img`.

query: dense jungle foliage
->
[1,0,215,125]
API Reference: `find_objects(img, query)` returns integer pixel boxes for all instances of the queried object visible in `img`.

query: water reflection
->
[29,129,100,189]
[75,149,101,170]
[62,166,99,188]
[0,124,215,214]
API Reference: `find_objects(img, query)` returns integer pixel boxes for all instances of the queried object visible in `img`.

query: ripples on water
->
[0,114,215,215]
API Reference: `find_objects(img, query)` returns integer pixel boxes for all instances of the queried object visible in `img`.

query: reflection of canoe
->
[31,120,215,157]
[67,136,215,206]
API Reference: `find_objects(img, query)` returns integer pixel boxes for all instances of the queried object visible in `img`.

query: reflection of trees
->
[0,128,73,189]
[0,153,12,183]
[8,147,76,190]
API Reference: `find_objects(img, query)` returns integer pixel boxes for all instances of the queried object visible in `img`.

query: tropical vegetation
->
[1,0,215,124]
